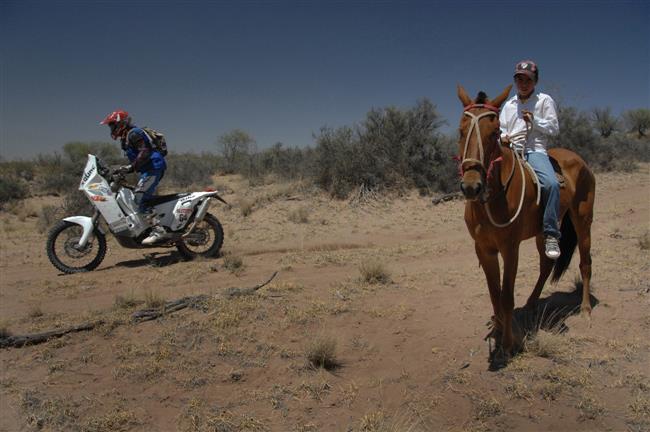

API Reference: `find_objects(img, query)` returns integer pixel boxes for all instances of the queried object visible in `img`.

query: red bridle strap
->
[464,103,500,113]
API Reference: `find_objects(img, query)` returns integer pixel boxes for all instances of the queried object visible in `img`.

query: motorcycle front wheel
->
[176,213,224,260]
[46,220,107,274]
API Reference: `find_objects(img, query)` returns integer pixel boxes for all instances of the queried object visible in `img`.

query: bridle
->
[459,103,527,228]
[459,103,502,178]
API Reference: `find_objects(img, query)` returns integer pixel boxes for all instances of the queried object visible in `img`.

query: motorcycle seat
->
[144,193,190,206]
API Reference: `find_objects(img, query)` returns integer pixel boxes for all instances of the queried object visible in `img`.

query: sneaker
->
[545,236,561,260]
[142,226,168,245]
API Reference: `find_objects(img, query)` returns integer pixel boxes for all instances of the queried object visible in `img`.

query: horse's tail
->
[551,214,577,283]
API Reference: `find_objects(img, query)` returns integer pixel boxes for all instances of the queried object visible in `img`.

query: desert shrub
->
[0,174,29,206]
[0,160,36,181]
[591,107,619,138]
[242,143,315,181]
[37,205,64,233]
[34,153,78,194]
[622,108,650,138]
[217,129,255,174]
[313,99,455,198]
[163,152,219,189]
[61,191,93,217]
[550,106,649,172]
[63,142,122,167]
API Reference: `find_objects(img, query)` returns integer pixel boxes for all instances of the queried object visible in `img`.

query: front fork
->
[64,210,102,248]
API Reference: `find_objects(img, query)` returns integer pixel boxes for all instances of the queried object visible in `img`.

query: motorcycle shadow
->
[107,251,184,270]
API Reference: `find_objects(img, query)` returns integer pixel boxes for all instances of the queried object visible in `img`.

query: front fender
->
[63,216,96,247]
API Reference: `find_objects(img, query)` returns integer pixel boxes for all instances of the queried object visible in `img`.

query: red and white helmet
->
[100,110,132,140]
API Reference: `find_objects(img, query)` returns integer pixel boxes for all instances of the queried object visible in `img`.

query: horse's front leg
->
[500,244,520,356]
[475,242,502,332]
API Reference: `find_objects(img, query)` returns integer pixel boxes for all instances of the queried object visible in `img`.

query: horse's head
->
[456,84,512,201]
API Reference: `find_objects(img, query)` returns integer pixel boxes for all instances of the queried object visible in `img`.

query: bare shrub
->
[306,335,339,370]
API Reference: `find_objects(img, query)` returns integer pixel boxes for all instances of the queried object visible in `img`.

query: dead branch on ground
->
[0,272,278,349]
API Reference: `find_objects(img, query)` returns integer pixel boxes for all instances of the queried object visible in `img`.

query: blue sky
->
[1,0,648,159]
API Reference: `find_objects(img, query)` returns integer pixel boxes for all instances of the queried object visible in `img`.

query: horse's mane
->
[475,91,488,104]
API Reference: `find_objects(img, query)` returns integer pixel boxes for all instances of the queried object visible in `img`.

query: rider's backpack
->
[142,127,168,156]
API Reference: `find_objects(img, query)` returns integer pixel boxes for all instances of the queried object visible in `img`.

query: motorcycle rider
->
[100,110,168,245]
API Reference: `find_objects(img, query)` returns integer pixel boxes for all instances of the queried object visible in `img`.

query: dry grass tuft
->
[222,251,245,274]
[300,377,331,401]
[359,260,391,284]
[306,335,340,370]
[629,392,650,419]
[20,390,79,430]
[0,320,11,338]
[238,198,255,217]
[27,304,44,319]
[472,394,504,420]
[504,378,534,401]
[113,291,142,310]
[82,408,140,432]
[358,411,385,431]
[144,290,166,309]
[288,206,310,224]
[638,231,650,250]
[576,396,605,420]
[538,382,563,401]
[356,409,425,432]
[525,330,572,362]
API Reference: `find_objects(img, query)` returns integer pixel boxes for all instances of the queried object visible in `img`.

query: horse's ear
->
[490,85,513,109]
[457,85,473,107]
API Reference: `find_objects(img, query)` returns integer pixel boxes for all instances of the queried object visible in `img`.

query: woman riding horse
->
[456,61,596,365]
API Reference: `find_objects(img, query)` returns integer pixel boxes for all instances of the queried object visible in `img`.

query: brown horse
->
[456,84,596,363]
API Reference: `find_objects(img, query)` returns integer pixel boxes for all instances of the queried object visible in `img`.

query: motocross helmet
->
[100,110,132,140]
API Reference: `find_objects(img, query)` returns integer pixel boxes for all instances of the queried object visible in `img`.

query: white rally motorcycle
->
[46,154,227,274]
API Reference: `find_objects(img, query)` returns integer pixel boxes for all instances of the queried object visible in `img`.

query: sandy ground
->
[0,165,648,432]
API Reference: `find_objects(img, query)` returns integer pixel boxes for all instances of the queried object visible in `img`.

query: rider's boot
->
[142,226,168,245]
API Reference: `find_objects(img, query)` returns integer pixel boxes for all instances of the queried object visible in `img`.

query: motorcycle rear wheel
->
[46,220,107,274]
[176,213,224,260]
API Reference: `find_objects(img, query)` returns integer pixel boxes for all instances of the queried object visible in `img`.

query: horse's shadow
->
[488,281,599,371]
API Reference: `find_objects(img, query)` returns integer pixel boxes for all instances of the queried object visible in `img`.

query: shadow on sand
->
[488,281,599,371]
[106,251,185,270]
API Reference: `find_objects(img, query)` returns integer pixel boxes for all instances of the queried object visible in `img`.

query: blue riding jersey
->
[122,126,167,173]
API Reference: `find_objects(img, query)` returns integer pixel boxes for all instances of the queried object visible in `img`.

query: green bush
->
[313,99,455,198]
[0,175,29,206]
[163,152,220,189]
[551,106,649,172]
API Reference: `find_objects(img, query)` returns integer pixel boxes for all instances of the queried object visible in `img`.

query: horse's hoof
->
[488,347,510,371]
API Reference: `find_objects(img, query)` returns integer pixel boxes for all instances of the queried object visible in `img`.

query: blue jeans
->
[526,152,560,239]
[134,169,165,212]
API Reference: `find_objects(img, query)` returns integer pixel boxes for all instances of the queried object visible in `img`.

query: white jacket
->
[499,91,559,154]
